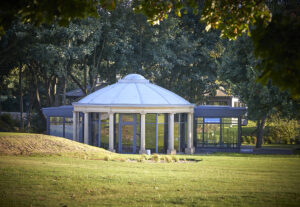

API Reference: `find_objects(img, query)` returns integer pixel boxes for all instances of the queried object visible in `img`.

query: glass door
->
[118,114,137,153]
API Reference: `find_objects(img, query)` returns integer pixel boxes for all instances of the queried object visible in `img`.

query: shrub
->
[241,136,245,143]
[295,136,300,144]
[172,156,179,162]
[141,154,149,160]
[0,114,19,132]
[164,156,172,163]
[137,158,144,162]
[245,136,251,144]
[264,136,273,144]
[250,136,256,144]
[104,155,111,161]
[267,116,300,144]
[151,154,160,162]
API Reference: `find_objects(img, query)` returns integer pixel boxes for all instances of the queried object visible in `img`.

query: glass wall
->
[48,112,188,153]
[146,114,156,153]
[195,117,239,148]
[157,114,166,153]
[222,118,238,148]
[87,112,109,149]
[50,117,64,137]
[65,117,73,139]
[100,113,109,149]
[49,116,82,140]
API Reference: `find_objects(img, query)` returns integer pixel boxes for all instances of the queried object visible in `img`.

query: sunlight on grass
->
[0,133,300,206]
[0,155,299,206]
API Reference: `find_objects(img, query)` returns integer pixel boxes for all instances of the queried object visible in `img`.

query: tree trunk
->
[84,66,88,95]
[19,65,24,132]
[26,91,35,132]
[33,70,46,132]
[54,77,59,106]
[256,117,267,148]
[62,76,66,105]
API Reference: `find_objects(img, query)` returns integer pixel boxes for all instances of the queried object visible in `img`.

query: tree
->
[2,1,299,97]
[217,35,299,148]
[251,3,300,99]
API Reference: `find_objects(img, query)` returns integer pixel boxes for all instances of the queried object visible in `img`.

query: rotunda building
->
[72,74,195,154]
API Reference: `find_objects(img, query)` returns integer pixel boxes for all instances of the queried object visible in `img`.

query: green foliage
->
[201,0,271,40]
[0,114,19,132]
[164,156,173,163]
[0,0,119,36]
[151,154,160,162]
[141,154,149,161]
[264,136,274,144]
[251,9,300,98]
[172,155,179,162]
[217,35,300,147]
[134,0,271,40]
[266,116,300,144]
[104,155,111,161]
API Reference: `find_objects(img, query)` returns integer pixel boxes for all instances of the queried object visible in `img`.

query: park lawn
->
[0,154,300,207]
[0,133,300,206]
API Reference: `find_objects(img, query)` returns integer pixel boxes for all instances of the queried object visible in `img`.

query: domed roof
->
[76,74,192,106]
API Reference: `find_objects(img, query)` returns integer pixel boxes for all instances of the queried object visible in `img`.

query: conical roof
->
[75,74,192,106]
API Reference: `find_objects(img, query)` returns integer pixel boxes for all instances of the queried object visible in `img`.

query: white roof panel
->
[76,74,192,106]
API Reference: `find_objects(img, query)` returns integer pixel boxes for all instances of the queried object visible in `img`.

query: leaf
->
[205,24,211,32]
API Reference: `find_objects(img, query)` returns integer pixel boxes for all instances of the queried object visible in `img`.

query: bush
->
[137,158,144,162]
[264,136,273,144]
[0,114,19,132]
[141,154,149,160]
[29,113,46,133]
[164,156,172,163]
[267,116,299,144]
[151,154,160,162]
[250,136,256,144]
[295,136,300,144]
[172,156,179,162]
[104,155,111,161]
[245,136,251,144]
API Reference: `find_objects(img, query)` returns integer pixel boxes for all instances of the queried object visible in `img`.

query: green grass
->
[1,155,299,207]
[0,133,300,206]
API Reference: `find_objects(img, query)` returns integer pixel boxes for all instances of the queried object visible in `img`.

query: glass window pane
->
[157,124,165,153]
[196,117,203,123]
[222,123,238,148]
[146,123,156,151]
[204,124,220,147]
[50,122,63,137]
[65,117,73,122]
[146,114,156,124]
[196,123,203,147]
[157,114,165,123]
[100,116,109,149]
[121,125,134,153]
[174,122,179,151]
[50,117,64,123]
[65,122,73,139]
[121,114,133,122]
